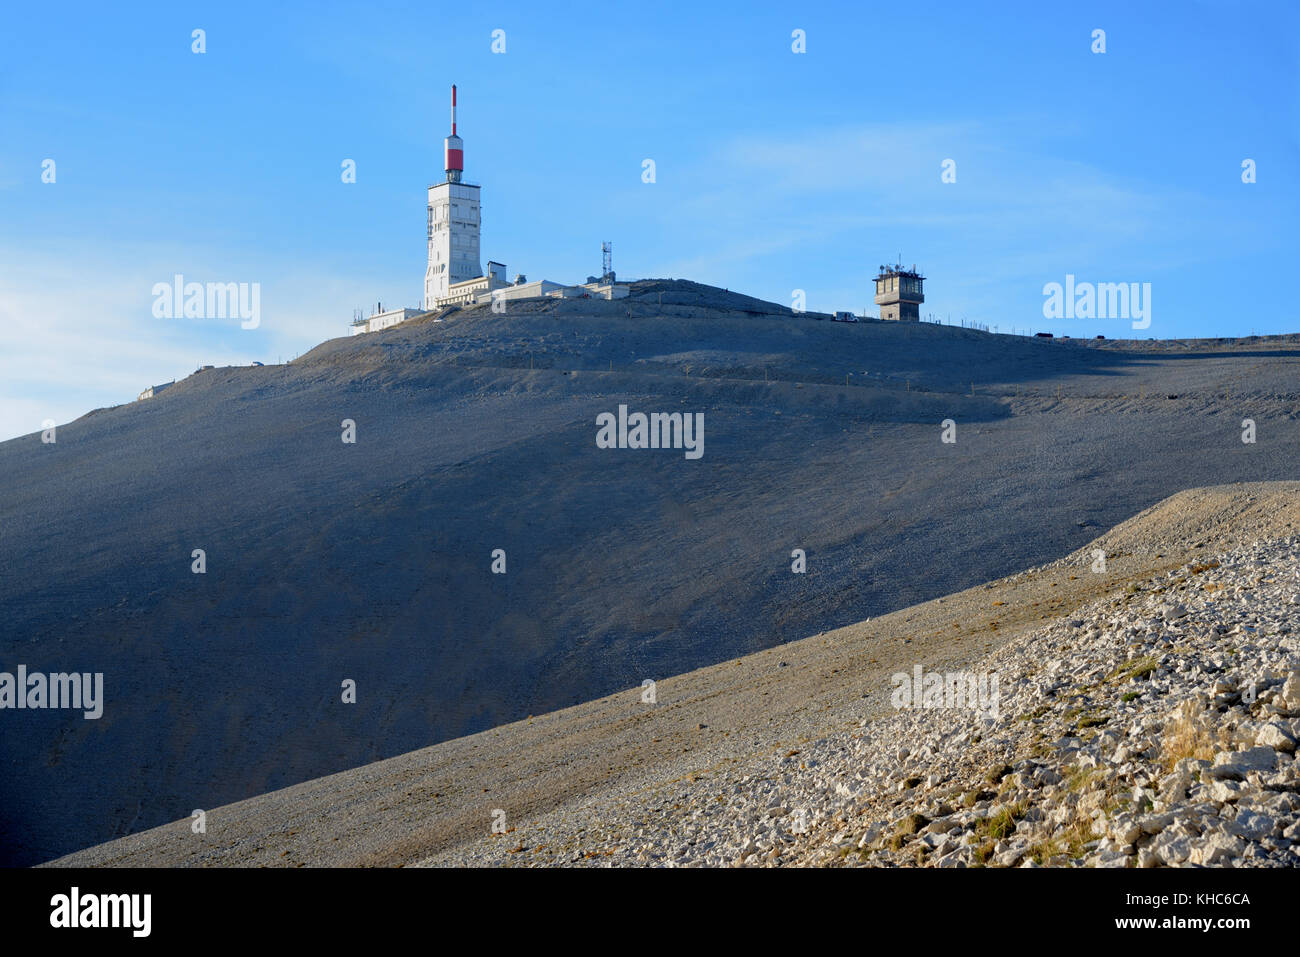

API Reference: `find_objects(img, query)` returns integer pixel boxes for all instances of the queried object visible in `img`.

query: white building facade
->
[425,181,482,307]
[351,306,423,335]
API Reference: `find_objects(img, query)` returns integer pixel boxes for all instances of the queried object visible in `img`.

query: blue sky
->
[2,0,1297,440]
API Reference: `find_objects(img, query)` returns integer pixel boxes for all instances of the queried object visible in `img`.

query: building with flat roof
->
[874,262,925,321]
[137,381,175,401]
[435,262,511,308]
[350,305,423,335]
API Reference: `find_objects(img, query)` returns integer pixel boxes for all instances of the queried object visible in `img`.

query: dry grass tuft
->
[1160,699,1229,771]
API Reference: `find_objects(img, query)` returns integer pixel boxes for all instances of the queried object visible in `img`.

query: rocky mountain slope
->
[7,280,1300,864]
[48,482,1300,867]
[426,531,1300,868]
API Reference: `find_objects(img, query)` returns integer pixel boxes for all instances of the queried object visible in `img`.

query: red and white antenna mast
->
[444,84,463,183]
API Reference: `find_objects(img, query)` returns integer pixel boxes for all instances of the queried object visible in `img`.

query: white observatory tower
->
[425,84,483,307]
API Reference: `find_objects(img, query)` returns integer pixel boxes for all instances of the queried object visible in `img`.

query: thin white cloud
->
[0,244,401,442]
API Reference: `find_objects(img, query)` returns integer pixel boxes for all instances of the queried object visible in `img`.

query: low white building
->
[436,262,511,308]
[581,281,630,300]
[350,277,632,332]
[350,306,424,336]
[137,381,175,401]
[442,278,568,307]
[468,279,632,307]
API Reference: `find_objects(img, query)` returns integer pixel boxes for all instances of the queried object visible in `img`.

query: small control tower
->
[874,261,925,321]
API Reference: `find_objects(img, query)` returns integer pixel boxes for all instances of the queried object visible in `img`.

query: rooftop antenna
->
[601,241,614,283]
[444,84,463,184]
